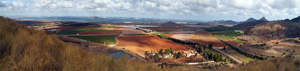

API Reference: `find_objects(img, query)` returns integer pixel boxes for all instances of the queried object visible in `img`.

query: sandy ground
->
[190,30,227,47]
[115,35,189,54]
[121,29,145,34]
[168,34,193,41]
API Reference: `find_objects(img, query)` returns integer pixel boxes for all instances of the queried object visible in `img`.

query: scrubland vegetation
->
[70,35,118,44]
[1,16,300,71]
[0,17,161,71]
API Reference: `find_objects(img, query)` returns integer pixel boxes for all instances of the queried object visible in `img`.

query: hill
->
[233,20,268,30]
[290,16,300,23]
[258,17,268,21]
[245,18,257,22]
[244,21,300,39]
[0,16,299,71]
[0,16,161,71]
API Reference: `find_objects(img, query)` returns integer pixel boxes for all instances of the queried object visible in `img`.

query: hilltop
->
[0,16,162,71]
[1,16,300,71]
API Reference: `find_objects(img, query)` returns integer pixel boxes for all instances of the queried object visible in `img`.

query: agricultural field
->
[152,33,171,39]
[70,35,118,45]
[56,28,118,35]
[222,47,254,63]
[166,34,193,41]
[121,29,145,35]
[190,30,228,47]
[115,35,189,54]
[202,27,239,32]
[211,31,245,45]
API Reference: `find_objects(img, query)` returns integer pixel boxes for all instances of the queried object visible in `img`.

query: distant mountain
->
[290,16,300,23]
[245,18,257,22]
[212,20,239,24]
[258,17,268,21]
[160,21,186,27]
[234,20,267,30]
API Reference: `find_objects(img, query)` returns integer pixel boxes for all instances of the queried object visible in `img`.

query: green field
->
[56,30,84,35]
[101,25,117,28]
[70,35,118,44]
[212,32,243,40]
[152,33,171,39]
[77,28,115,32]
[56,28,115,35]
[212,31,245,44]
[234,40,246,44]
[202,27,239,32]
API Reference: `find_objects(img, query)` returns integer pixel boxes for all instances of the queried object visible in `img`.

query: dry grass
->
[0,17,161,71]
[0,16,299,71]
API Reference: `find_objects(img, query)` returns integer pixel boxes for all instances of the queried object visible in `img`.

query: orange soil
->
[115,35,188,54]
[225,41,240,46]
[190,30,228,47]
[165,34,174,37]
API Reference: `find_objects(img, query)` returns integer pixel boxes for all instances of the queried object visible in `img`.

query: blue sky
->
[1,0,300,21]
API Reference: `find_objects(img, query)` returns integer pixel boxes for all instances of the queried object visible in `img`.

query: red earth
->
[115,35,189,54]
[225,41,241,46]
[43,26,99,30]
[190,30,228,47]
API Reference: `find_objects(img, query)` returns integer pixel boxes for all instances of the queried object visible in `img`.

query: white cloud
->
[1,0,300,21]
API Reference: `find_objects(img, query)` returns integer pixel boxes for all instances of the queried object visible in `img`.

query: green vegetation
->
[195,44,224,62]
[0,17,161,71]
[101,25,117,28]
[202,27,239,32]
[61,22,100,27]
[56,29,83,35]
[212,31,243,40]
[212,31,245,44]
[70,35,118,44]
[152,33,171,39]
[1,16,300,71]
[234,40,246,44]
[56,28,115,35]
[77,28,115,32]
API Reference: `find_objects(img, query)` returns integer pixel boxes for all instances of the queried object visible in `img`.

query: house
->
[182,50,197,57]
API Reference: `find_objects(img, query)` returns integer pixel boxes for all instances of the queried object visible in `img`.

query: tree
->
[164,49,170,54]
[170,48,174,54]
[208,44,213,48]
[159,49,164,55]
[176,52,182,59]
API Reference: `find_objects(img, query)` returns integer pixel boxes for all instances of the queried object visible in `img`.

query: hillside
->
[234,20,268,30]
[244,21,300,39]
[1,16,300,71]
[0,17,162,71]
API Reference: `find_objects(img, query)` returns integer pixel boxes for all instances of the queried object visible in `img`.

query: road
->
[212,47,243,64]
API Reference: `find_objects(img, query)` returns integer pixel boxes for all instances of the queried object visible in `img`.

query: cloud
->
[0,0,5,7]
[1,0,300,21]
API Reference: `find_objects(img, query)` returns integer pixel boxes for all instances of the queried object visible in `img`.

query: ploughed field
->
[190,30,228,47]
[115,35,189,54]
[56,28,120,35]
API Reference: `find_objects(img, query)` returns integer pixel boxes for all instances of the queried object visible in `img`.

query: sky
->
[0,0,300,21]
